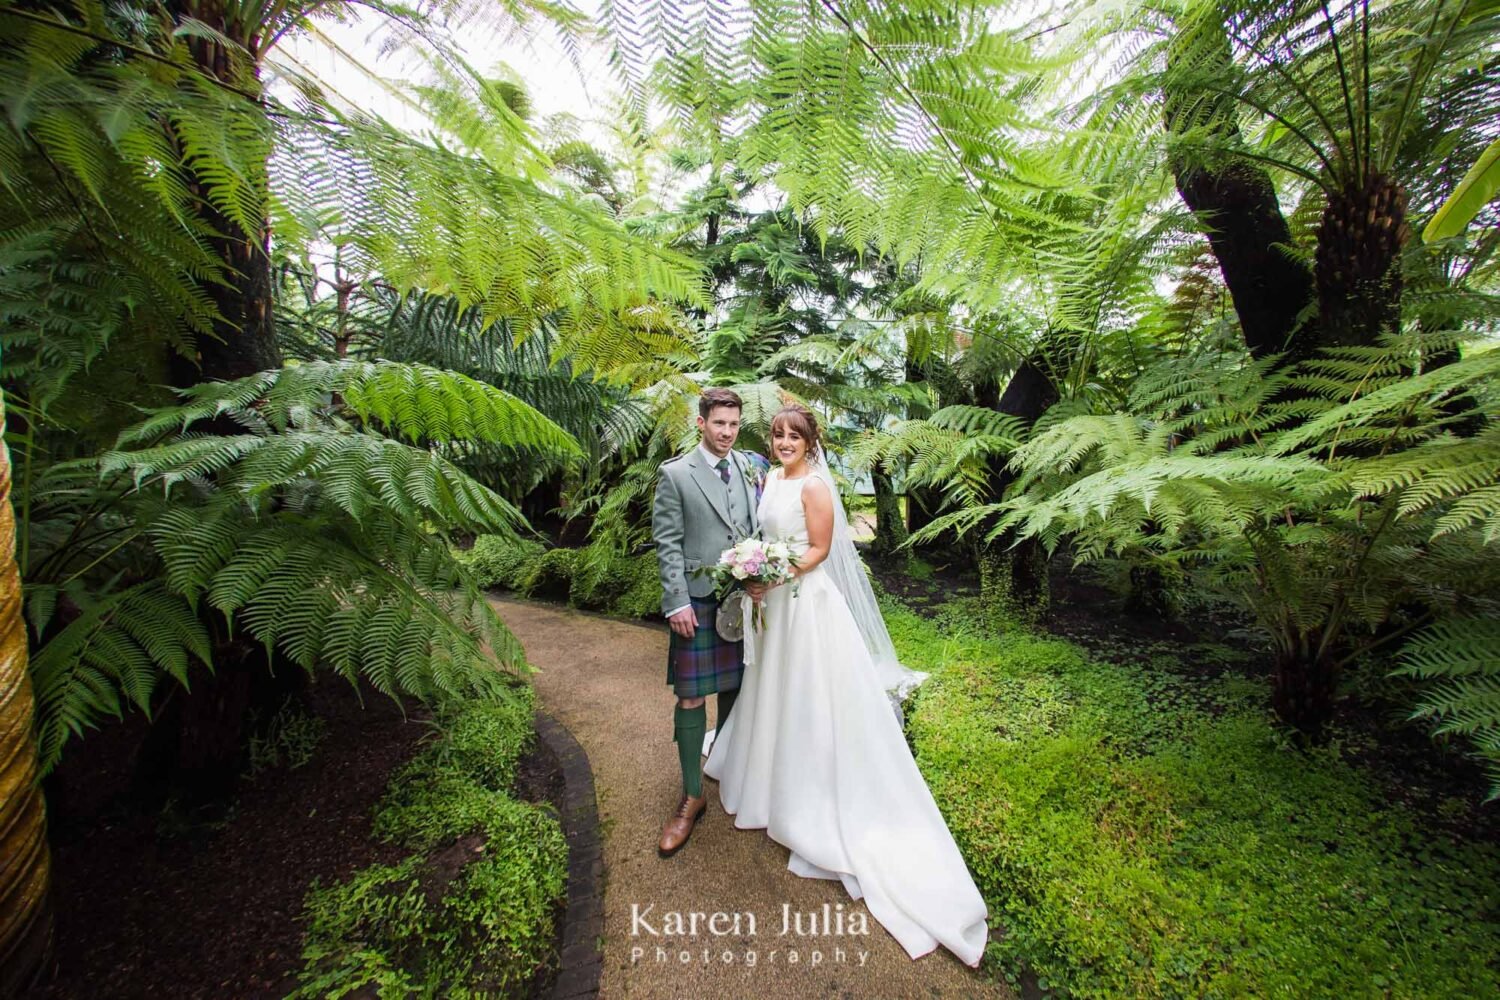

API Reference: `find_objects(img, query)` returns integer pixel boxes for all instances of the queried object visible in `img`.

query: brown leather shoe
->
[657,793,707,857]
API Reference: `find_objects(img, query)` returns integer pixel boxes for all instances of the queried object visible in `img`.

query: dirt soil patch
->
[27,678,569,999]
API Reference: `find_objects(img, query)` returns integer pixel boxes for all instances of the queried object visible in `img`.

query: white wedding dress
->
[702,467,990,967]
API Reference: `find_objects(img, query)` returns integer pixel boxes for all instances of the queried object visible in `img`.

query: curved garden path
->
[490,597,1012,999]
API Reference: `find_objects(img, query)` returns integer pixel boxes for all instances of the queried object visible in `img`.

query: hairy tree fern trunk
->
[1314,173,1409,349]
[0,389,54,993]
[1271,635,1340,737]
[166,1,281,385]
[1125,563,1171,619]
[132,635,306,811]
[977,538,1050,631]
[901,352,958,563]
[1164,19,1315,364]
[141,4,284,805]
[1421,342,1488,438]
[868,464,908,566]
[976,354,1059,626]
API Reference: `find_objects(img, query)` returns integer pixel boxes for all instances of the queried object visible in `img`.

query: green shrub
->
[385,688,537,811]
[295,689,566,999]
[462,534,659,618]
[521,547,577,601]
[889,598,1500,998]
[459,536,545,591]
[436,687,537,793]
[612,559,662,618]
[569,545,659,617]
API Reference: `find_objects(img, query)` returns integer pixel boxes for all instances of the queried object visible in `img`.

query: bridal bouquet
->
[701,538,798,632]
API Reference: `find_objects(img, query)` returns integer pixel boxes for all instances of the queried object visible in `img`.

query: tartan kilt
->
[666,593,745,698]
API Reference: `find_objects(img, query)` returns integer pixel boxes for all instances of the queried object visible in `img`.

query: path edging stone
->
[535,711,604,1000]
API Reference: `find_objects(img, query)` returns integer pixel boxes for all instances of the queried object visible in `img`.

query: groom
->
[652,387,769,857]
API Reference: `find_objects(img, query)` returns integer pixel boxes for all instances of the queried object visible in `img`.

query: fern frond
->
[117,359,582,457]
[27,579,211,773]
[1396,617,1500,798]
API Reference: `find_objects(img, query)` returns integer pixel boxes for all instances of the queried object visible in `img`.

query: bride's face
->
[772,423,808,467]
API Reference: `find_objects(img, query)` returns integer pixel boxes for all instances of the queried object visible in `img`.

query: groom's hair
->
[699,387,743,419]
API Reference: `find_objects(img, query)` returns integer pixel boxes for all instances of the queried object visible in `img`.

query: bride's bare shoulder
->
[799,474,831,498]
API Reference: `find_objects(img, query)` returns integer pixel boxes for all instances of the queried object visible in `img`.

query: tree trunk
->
[1164,21,1316,364]
[144,4,282,803]
[1314,172,1408,349]
[975,353,1060,624]
[1271,639,1340,737]
[132,635,305,812]
[0,389,54,994]
[977,537,1050,631]
[1422,342,1487,438]
[1124,563,1171,618]
[869,464,908,565]
[901,352,951,555]
[166,1,281,386]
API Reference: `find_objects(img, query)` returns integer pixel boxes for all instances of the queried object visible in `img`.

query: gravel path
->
[490,597,1012,999]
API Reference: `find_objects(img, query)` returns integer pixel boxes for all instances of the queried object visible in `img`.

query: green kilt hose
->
[666,593,745,697]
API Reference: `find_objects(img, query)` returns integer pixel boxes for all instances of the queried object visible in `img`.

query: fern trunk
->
[167,1,281,384]
[1421,342,1488,438]
[1314,173,1409,349]
[978,538,1050,631]
[0,389,55,993]
[132,635,305,809]
[1271,641,1340,737]
[869,464,908,565]
[1125,563,1171,619]
[975,353,1059,618]
[1164,17,1316,364]
[135,5,285,803]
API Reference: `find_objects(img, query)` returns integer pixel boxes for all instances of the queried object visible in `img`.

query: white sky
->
[274,1,618,143]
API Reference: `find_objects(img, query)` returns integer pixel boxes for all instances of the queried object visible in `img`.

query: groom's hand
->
[667,606,698,638]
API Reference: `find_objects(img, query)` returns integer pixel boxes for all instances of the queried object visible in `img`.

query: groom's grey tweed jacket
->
[653,447,769,616]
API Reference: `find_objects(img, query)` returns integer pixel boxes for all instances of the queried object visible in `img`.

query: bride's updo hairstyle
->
[769,404,823,465]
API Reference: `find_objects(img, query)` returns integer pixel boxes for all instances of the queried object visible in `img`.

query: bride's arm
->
[791,476,834,577]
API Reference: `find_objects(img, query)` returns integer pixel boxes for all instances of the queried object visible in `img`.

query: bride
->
[702,403,990,967]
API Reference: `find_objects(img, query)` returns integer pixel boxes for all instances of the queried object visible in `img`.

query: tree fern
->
[1394,618,1500,799]
[117,359,582,458]
[915,334,1500,733]
[26,580,210,771]
[15,358,566,770]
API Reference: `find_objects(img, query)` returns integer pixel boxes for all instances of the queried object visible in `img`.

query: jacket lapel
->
[730,450,758,530]
[689,450,734,529]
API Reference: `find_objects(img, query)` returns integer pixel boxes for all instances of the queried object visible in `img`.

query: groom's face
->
[697,405,741,457]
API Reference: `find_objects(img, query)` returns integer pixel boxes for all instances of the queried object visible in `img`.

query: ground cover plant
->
[294,683,567,999]
[893,596,1500,997]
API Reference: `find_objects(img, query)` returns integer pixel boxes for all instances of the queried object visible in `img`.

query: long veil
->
[810,455,929,712]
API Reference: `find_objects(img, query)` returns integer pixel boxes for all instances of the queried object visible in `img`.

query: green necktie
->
[716,457,730,484]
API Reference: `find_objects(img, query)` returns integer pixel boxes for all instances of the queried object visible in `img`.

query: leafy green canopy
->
[0,1,709,410]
